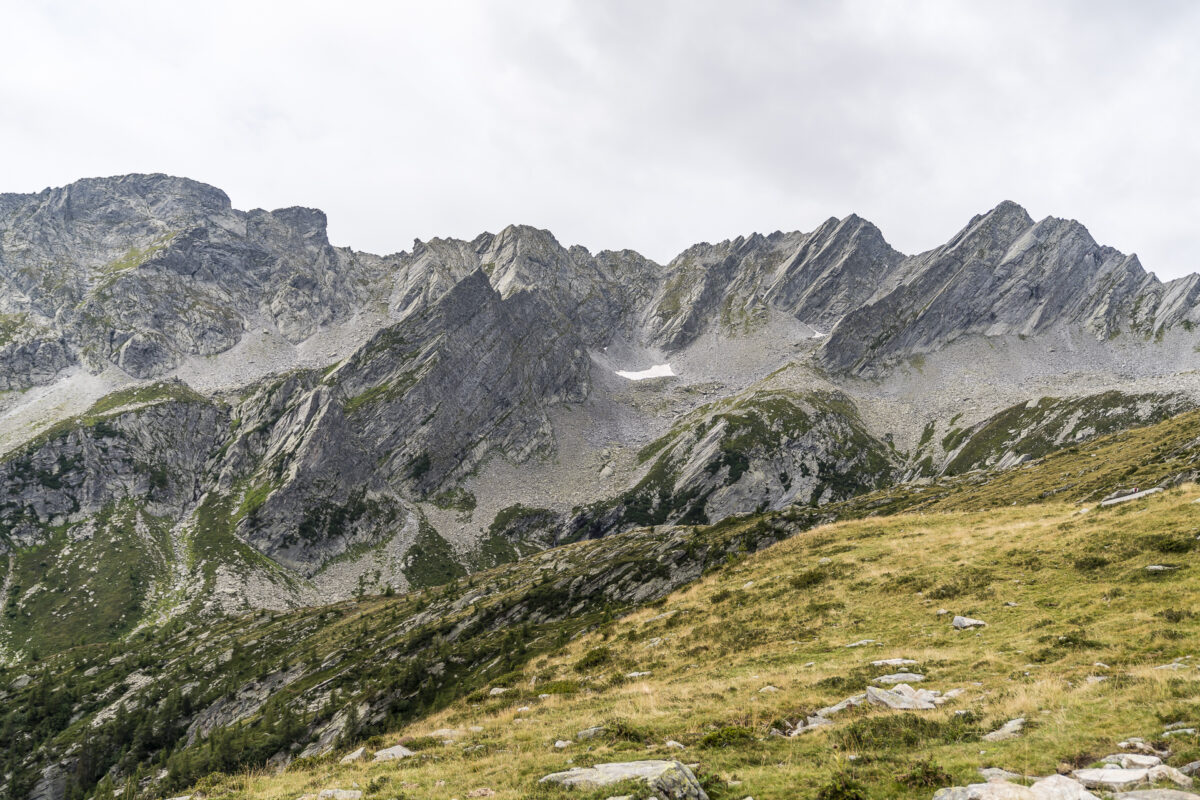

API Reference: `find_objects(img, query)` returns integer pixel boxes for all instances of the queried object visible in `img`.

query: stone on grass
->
[665,740,686,750]
[983,718,1026,742]
[539,760,709,799]
[866,684,936,710]
[372,744,415,762]
[845,639,878,647]
[1072,768,1151,792]
[338,747,365,764]
[759,685,780,693]
[872,658,918,667]
[555,740,571,749]
[1028,774,1100,800]
[1102,754,1162,769]
[816,693,867,716]
[1148,765,1193,788]
[1112,791,1200,799]
[317,791,362,800]
[953,615,988,630]
[875,672,925,684]
[577,725,606,740]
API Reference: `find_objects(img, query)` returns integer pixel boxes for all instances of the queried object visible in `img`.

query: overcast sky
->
[3,1,1199,278]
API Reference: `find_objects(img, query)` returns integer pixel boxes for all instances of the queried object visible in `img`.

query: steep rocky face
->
[819,201,1200,374]
[567,388,896,540]
[643,215,903,349]
[0,174,392,385]
[0,383,226,549]
[390,224,660,345]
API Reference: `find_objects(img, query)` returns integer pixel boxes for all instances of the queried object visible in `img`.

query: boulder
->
[875,672,925,684]
[953,615,988,630]
[539,760,709,799]
[983,718,1026,742]
[1028,774,1100,800]
[338,747,366,764]
[317,791,362,800]
[1112,791,1200,799]
[1102,754,1162,769]
[872,658,918,667]
[1072,768,1151,792]
[577,725,607,740]
[372,744,415,762]
[866,684,936,710]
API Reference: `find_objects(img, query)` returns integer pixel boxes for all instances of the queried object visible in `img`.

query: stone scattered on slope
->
[845,639,879,647]
[372,744,415,762]
[866,684,936,710]
[1100,487,1164,507]
[1071,765,1193,792]
[934,775,1100,800]
[1103,754,1162,768]
[953,615,988,630]
[875,672,925,684]
[317,791,363,800]
[1113,791,1200,799]
[872,658,918,667]
[983,718,1026,742]
[785,716,834,736]
[555,740,571,749]
[1029,774,1101,800]
[539,760,709,799]
[1179,761,1200,777]
[338,747,365,764]
[577,725,607,740]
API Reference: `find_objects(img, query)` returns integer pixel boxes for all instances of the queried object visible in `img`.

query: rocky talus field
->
[3,175,1200,800]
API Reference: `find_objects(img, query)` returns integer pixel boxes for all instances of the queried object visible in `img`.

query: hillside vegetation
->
[5,405,1200,799]
[179,485,1200,800]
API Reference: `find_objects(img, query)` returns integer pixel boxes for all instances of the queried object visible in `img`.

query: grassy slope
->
[190,485,1200,800]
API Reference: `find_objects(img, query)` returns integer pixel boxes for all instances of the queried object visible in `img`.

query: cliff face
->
[0,174,392,384]
[818,201,1200,373]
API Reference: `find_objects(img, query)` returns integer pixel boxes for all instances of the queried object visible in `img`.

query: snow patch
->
[615,364,676,381]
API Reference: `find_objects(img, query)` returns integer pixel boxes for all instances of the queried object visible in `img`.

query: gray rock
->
[875,672,925,684]
[372,744,415,762]
[539,760,709,799]
[983,718,1026,742]
[1073,768,1151,791]
[865,685,936,710]
[953,615,988,630]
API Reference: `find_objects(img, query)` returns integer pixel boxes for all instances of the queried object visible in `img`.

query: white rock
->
[871,658,918,667]
[338,746,366,764]
[1102,754,1162,769]
[759,685,780,693]
[665,740,686,749]
[983,718,1026,742]
[372,744,415,762]
[953,615,988,630]
[1072,768,1150,791]
[318,791,363,800]
[865,685,936,710]
[627,671,652,678]
[875,672,925,684]
[1028,774,1100,799]
[845,639,878,647]
[538,760,707,795]
[488,687,508,696]
[555,740,571,749]
[1148,765,1193,788]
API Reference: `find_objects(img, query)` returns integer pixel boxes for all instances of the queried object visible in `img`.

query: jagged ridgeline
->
[3,174,1200,797]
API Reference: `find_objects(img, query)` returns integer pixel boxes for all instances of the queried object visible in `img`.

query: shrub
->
[698,725,756,748]
[574,646,612,673]
[835,712,983,749]
[816,772,869,800]
[896,758,953,788]
[1073,555,1109,571]
[790,568,828,590]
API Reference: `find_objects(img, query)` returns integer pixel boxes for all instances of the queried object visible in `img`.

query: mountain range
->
[4,174,1200,798]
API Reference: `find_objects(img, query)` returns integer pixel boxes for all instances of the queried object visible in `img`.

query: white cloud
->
[1,0,1198,278]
